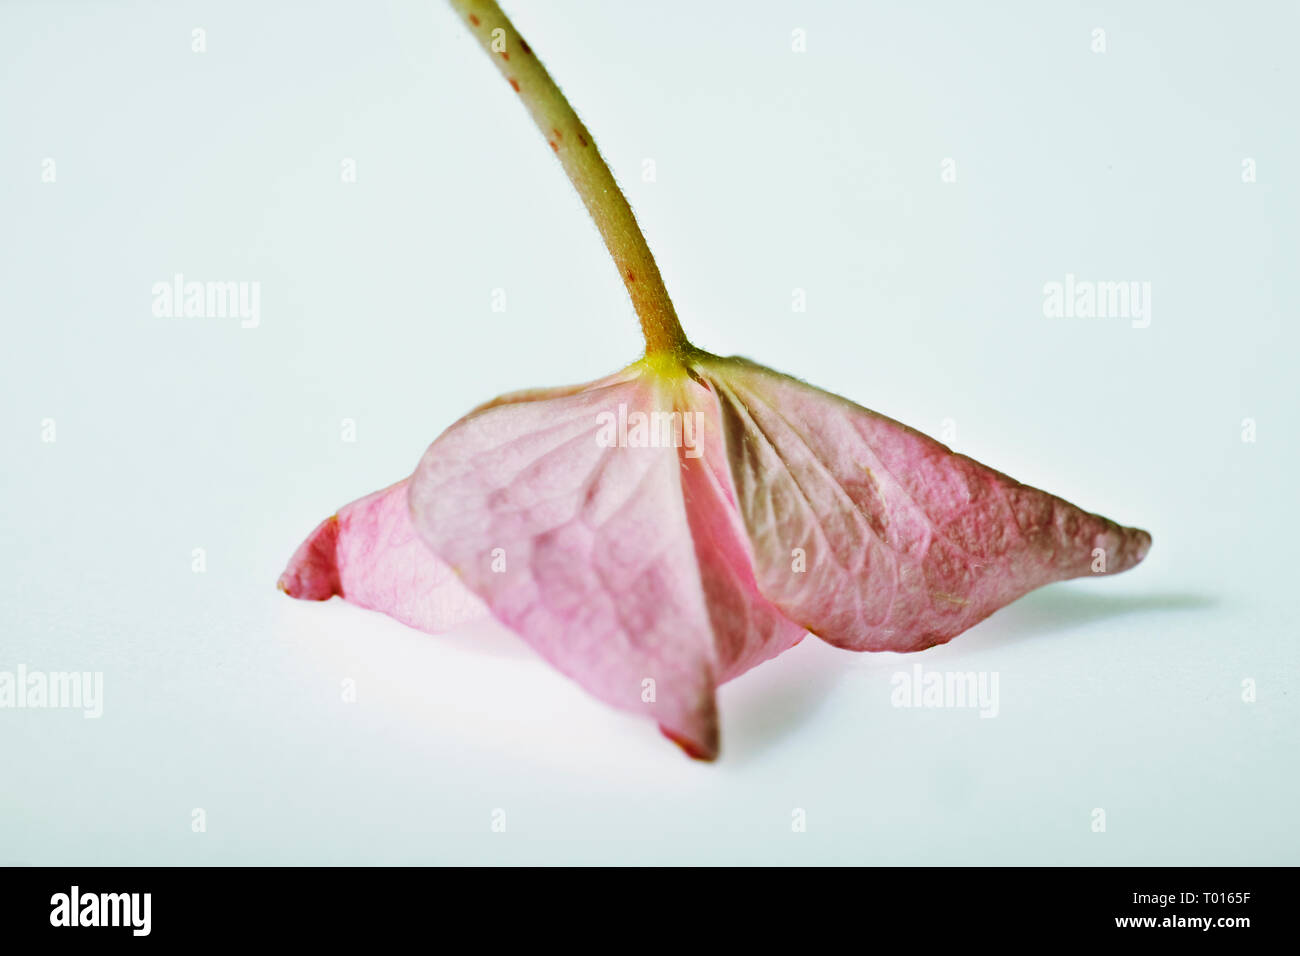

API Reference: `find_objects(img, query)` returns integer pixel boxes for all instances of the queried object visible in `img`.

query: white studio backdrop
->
[1,0,1295,864]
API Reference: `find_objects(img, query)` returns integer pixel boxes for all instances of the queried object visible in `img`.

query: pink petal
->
[679,383,808,683]
[277,382,614,632]
[279,479,488,634]
[408,368,803,760]
[693,355,1152,653]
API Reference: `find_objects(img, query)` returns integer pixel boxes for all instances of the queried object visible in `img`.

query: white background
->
[2,0,1296,864]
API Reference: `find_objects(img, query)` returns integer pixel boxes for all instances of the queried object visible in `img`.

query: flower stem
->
[448,0,688,356]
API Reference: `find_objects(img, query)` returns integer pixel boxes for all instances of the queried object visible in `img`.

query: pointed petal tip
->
[1134,527,1153,564]
[278,514,342,601]
[659,725,719,762]
[1102,523,1152,575]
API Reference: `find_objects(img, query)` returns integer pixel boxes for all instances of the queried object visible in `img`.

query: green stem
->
[447,0,688,356]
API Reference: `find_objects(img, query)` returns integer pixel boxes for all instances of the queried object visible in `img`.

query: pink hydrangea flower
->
[279,0,1150,760]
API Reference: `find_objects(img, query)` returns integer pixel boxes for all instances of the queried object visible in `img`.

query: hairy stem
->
[447,0,688,356]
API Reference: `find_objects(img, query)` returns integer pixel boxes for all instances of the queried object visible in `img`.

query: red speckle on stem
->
[519,38,532,54]
[577,133,588,147]
[552,128,562,140]
[549,140,558,152]
[626,270,636,282]
[508,78,520,92]
[468,14,481,27]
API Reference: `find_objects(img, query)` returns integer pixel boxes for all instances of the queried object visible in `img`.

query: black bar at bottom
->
[0,865,1285,942]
